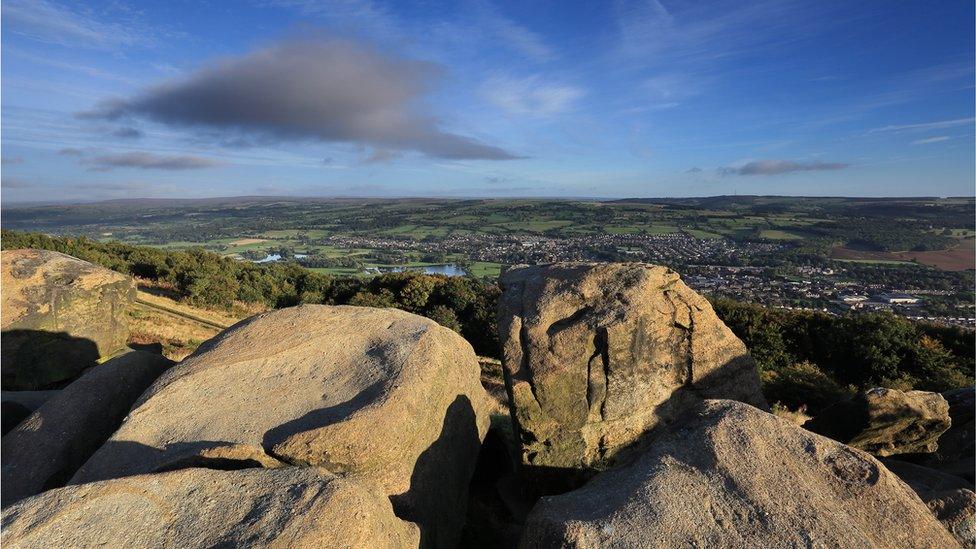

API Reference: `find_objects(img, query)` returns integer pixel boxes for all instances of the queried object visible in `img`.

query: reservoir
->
[370,264,467,276]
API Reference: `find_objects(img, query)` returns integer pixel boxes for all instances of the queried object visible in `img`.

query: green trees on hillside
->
[711,298,974,412]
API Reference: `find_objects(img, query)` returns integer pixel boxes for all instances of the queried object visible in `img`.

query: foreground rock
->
[522,400,958,548]
[1,249,135,390]
[2,351,173,507]
[72,305,491,548]
[498,263,766,490]
[880,458,976,547]
[804,387,951,457]
[2,467,418,548]
[0,390,59,434]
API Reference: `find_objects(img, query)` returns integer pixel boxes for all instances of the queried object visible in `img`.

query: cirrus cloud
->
[719,159,850,176]
[483,75,584,117]
[80,36,521,161]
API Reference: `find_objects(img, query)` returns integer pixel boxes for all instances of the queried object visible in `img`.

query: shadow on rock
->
[1,330,99,390]
[390,395,481,549]
[69,439,279,486]
[260,379,388,452]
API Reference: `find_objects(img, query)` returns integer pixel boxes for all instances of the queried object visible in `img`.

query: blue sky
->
[1,0,973,202]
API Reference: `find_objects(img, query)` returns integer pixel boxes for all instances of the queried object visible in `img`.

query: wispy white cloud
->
[257,0,396,37]
[911,136,951,145]
[261,0,555,63]
[869,117,975,134]
[2,0,145,49]
[483,75,584,117]
[5,49,141,84]
[614,0,820,63]
[477,3,554,62]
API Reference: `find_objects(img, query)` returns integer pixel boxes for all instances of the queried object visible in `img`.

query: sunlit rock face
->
[497,262,765,492]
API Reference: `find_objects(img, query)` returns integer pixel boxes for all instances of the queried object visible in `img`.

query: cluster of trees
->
[296,255,363,269]
[807,219,955,252]
[840,262,973,293]
[712,298,974,412]
[3,230,971,410]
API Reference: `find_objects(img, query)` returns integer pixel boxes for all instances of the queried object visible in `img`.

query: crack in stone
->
[586,327,610,423]
[663,290,695,386]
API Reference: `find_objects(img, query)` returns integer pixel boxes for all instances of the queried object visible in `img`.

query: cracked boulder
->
[804,387,951,457]
[2,249,135,390]
[521,400,959,548]
[2,467,419,548]
[497,263,765,491]
[70,305,491,549]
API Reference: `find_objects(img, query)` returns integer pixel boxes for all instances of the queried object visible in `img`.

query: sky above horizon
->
[1,0,974,202]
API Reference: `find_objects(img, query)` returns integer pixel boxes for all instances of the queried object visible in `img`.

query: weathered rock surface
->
[2,351,173,507]
[1,249,135,390]
[521,400,959,549]
[0,390,59,434]
[2,467,419,548]
[72,305,491,548]
[880,458,975,547]
[497,263,766,488]
[804,387,951,457]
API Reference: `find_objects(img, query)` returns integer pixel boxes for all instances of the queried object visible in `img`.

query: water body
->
[371,264,467,276]
[253,253,307,263]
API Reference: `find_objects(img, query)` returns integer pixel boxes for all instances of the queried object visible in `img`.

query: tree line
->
[712,298,974,412]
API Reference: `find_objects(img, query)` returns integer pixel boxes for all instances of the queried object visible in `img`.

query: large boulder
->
[804,387,951,457]
[2,467,419,548]
[880,458,975,547]
[521,400,959,548]
[71,305,491,548]
[1,249,135,390]
[497,263,765,490]
[2,351,173,507]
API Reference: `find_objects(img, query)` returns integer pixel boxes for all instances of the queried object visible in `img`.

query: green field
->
[7,195,973,280]
[759,229,806,240]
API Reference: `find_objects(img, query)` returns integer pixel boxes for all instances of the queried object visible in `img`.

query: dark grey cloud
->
[82,152,223,171]
[718,159,849,176]
[58,147,85,156]
[81,37,521,161]
[685,167,703,173]
[112,126,143,139]
[2,156,24,165]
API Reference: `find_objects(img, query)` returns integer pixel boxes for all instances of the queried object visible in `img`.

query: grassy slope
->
[127,287,260,360]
